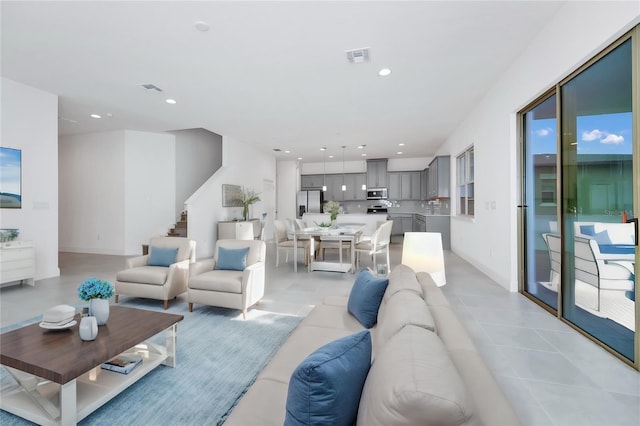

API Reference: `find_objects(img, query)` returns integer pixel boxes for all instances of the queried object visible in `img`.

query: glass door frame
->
[518,26,639,370]
[517,88,560,316]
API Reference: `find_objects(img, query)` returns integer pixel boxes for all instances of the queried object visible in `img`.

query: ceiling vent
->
[346,48,370,64]
[272,148,282,152]
[140,83,163,92]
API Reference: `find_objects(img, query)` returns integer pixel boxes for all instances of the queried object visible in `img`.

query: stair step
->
[166,212,188,237]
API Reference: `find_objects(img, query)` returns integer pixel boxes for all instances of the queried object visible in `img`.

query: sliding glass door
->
[522,94,559,310]
[520,28,638,366]
[560,37,636,362]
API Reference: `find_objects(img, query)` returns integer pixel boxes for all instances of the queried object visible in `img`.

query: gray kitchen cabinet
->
[325,174,343,202]
[425,216,451,249]
[389,214,413,236]
[343,174,356,200]
[301,174,325,189]
[366,159,388,188]
[402,216,413,233]
[342,173,366,201]
[388,171,422,200]
[427,156,450,200]
[387,172,401,199]
[312,173,366,201]
[421,169,428,200]
[413,214,426,232]
[354,173,367,200]
[408,171,422,200]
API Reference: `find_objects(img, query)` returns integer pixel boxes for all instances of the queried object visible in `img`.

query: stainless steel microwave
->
[366,188,388,200]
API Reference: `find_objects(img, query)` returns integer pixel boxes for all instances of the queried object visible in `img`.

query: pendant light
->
[321,147,327,192]
[341,146,346,191]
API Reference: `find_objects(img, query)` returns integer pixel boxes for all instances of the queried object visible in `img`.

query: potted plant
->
[237,186,261,221]
[324,200,340,222]
[78,277,114,325]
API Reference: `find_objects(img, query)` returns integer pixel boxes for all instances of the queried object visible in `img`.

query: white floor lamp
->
[401,232,446,286]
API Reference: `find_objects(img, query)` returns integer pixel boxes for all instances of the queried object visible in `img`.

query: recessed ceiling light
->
[329,155,334,159]
[361,153,367,157]
[397,151,403,155]
[320,147,327,151]
[379,68,392,77]
[357,145,364,149]
[285,150,291,154]
[297,157,303,160]
[398,143,405,146]
[166,99,177,104]
[90,114,101,119]
[194,21,210,32]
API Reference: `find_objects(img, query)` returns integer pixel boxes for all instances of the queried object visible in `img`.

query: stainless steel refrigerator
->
[297,190,323,218]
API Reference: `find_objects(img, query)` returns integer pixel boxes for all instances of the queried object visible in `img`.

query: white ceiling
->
[1,1,565,163]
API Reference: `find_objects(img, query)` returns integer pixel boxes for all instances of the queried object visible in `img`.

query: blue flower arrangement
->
[77,277,115,301]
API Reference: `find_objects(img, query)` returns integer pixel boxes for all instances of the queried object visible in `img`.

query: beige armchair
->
[188,239,266,319]
[115,237,196,309]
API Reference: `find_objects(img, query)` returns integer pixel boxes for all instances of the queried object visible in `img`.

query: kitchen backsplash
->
[339,199,450,215]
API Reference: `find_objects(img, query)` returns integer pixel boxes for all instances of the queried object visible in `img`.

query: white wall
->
[441,2,640,291]
[60,130,176,255]
[170,128,222,216]
[276,160,298,222]
[0,78,59,280]
[60,131,126,254]
[124,130,176,254]
[186,136,276,258]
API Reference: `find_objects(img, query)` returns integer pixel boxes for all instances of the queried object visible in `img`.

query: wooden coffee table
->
[0,305,183,425]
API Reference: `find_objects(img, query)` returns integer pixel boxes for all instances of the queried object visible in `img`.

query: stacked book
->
[101,353,143,374]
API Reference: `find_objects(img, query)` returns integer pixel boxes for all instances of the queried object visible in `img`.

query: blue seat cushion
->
[215,246,250,271]
[148,246,178,267]
[347,269,389,328]
[284,330,372,426]
[580,224,595,236]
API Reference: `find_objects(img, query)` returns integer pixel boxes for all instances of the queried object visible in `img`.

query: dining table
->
[292,224,365,273]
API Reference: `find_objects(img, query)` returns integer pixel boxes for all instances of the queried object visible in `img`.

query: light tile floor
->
[1,243,639,425]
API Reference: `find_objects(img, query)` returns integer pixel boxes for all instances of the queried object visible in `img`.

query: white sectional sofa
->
[224,265,520,425]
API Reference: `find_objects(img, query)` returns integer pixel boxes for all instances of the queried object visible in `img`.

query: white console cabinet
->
[217,221,254,240]
[0,240,35,286]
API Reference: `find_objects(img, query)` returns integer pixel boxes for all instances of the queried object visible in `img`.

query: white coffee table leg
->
[163,323,178,367]
[59,380,77,425]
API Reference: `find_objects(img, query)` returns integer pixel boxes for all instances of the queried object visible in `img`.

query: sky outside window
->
[530,112,632,155]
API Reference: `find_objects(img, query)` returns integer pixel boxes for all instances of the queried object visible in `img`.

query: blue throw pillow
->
[148,246,178,267]
[284,330,372,426]
[580,224,595,236]
[215,246,250,271]
[347,269,389,328]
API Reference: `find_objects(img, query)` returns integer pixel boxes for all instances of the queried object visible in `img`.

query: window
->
[457,147,474,216]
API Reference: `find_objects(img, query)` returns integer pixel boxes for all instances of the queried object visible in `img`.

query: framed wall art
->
[222,184,242,207]
[0,147,22,208]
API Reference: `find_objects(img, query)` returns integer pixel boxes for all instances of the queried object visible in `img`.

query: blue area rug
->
[0,299,302,425]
